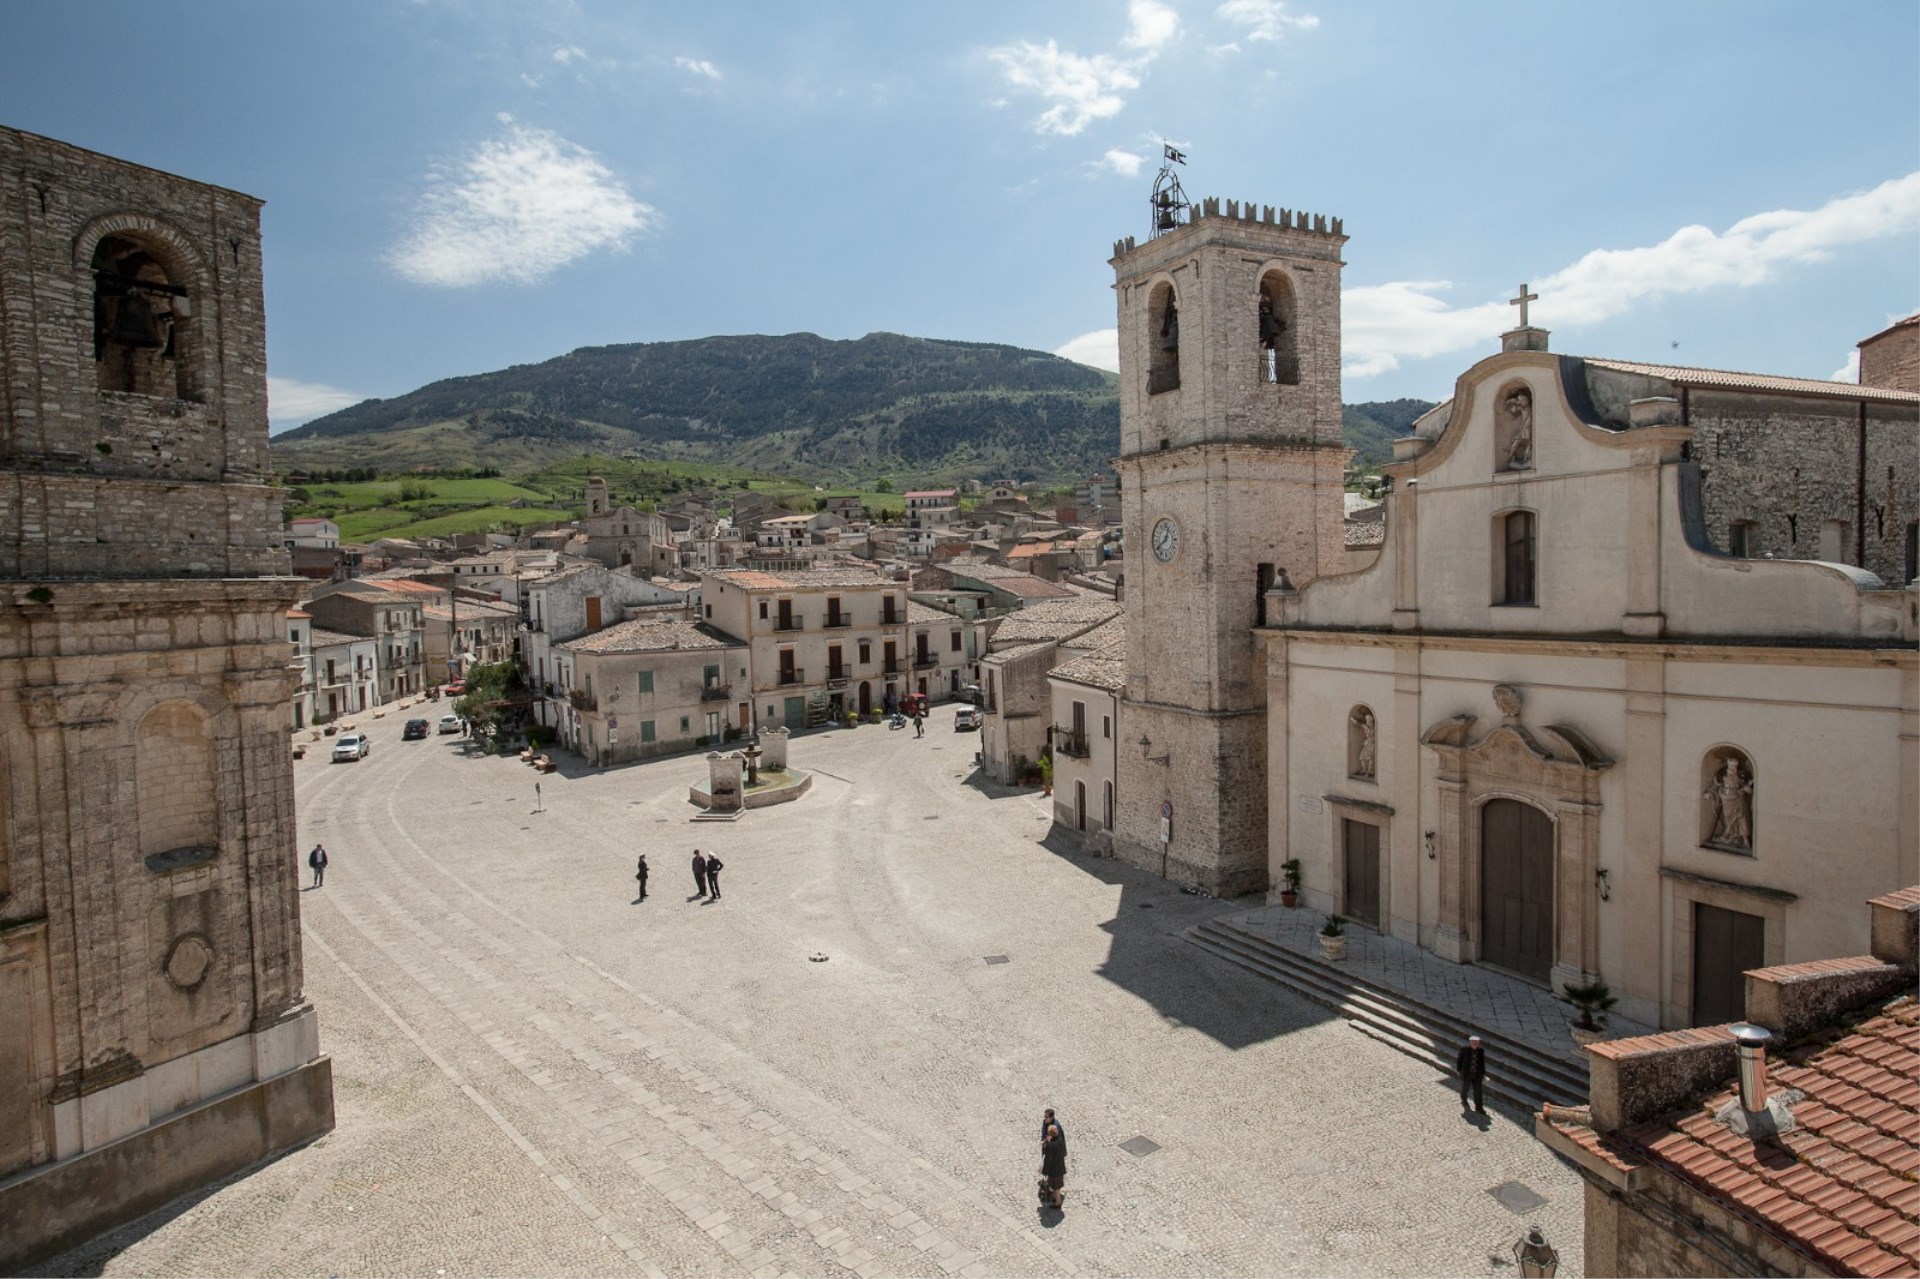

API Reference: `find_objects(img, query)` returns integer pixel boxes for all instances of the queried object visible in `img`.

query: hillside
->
[272,332,1431,483]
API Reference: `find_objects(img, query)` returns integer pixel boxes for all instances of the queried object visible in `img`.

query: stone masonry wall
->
[1859,320,1918,393]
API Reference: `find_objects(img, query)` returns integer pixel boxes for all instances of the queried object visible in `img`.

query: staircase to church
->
[1184,918,1591,1110]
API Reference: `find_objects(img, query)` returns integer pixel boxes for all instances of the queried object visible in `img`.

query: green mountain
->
[272,332,1431,482]
[1342,398,1435,469]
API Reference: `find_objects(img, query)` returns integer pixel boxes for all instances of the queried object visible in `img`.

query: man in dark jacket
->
[705,854,724,899]
[691,849,708,899]
[1040,1121,1067,1210]
[634,853,649,902]
[308,844,328,889]
[1456,1035,1487,1114]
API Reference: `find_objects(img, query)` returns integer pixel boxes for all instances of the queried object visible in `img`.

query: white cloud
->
[1099,148,1145,178]
[989,4,1178,137]
[1831,349,1860,382]
[1055,328,1120,372]
[268,376,364,427]
[552,45,585,64]
[675,56,722,80]
[1216,0,1319,42]
[1344,172,1920,378]
[388,120,654,288]
[1122,0,1180,52]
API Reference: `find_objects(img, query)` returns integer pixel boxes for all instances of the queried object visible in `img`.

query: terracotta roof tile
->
[1584,356,1920,405]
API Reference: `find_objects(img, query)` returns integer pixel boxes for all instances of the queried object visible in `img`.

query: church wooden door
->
[1692,903,1765,1026]
[1479,799,1554,982]
[1342,818,1380,928]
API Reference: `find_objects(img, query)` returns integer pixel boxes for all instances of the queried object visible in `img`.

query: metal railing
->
[822,615,852,629]
[773,614,806,632]
[913,653,939,669]
[1054,729,1090,759]
[700,683,731,701]
[777,667,806,687]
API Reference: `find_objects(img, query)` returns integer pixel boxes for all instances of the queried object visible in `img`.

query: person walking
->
[634,853,649,903]
[307,844,328,889]
[1039,1120,1068,1210]
[705,853,725,900]
[1456,1034,1487,1115]
[912,709,924,738]
[691,849,709,899]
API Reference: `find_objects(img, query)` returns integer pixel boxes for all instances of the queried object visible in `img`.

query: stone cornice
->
[1259,624,1918,668]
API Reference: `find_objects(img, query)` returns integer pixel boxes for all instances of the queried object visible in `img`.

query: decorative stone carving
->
[1499,385,1533,471]
[163,933,213,990]
[1492,684,1523,725]
[1349,706,1377,780]
[1701,748,1755,852]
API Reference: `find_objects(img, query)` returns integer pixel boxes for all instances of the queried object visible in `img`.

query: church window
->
[1147,280,1180,396]
[1496,510,1536,606]
[637,670,653,694]
[91,232,193,399]
[1256,271,1300,386]
[1728,520,1754,559]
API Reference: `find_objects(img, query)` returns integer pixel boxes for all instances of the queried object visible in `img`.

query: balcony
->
[913,653,938,669]
[882,661,901,675]
[776,667,806,687]
[568,688,598,712]
[699,682,732,701]
[1054,729,1090,759]
[826,665,850,684]
[772,614,806,632]
[822,614,852,629]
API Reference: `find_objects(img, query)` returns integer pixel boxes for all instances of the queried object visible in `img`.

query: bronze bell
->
[107,287,166,349]
[1155,194,1177,231]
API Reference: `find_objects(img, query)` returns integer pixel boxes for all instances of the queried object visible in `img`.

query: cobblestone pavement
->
[1222,907,1655,1065]
[48,720,1586,1277]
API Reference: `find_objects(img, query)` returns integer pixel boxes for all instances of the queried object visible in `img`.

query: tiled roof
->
[1344,521,1387,547]
[1051,636,1127,691]
[1067,615,1125,651]
[287,608,311,619]
[988,597,1121,646]
[308,627,364,648]
[1548,996,1920,1277]
[558,615,743,656]
[994,575,1077,600]
[1584,357,1920,406]
[368,577,445,595]
[705,566,895,590]
[906,600,960,626]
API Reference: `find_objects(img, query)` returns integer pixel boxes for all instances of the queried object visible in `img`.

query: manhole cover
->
[984,954,1010,965]
[1487,1181,1548,1215]
[1119,1135,1161,1157]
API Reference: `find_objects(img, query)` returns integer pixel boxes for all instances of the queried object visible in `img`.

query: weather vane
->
[1150,144,1190,238]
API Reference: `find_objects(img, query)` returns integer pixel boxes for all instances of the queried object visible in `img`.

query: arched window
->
[1257,270,1299,386]
[92,233,191,399]
[1147,280,1180,395]
[1700,746,1756,854]
[1495,510,1536,606]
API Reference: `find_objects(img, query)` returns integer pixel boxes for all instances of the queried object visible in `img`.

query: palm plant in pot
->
[1316,913,1347,961]
[1279,859,1302,908]
[1561,980,1617,1046]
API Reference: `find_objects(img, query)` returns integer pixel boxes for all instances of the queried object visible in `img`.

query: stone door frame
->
[1422,688,1611,995]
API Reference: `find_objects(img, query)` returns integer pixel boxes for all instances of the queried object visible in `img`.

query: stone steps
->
[1184,918,1590,1109]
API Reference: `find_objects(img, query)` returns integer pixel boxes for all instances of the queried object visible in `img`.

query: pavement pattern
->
[45,717,1587,1277]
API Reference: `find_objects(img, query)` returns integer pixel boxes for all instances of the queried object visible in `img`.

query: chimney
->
[1730,1023,1771,1113]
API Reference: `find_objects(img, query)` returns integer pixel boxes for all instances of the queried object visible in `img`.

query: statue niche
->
[1700,747,1755,853]
[1497,383,1534,472]
[1348,705,1377,781]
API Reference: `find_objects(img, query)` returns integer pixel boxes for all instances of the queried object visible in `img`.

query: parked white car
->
[438,714,463,735]
[331,733,370,762]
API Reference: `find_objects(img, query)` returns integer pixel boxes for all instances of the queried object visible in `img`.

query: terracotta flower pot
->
[1280,889,1299,908]
[1570,1024,1606,1047]
[1317,934,1346,961]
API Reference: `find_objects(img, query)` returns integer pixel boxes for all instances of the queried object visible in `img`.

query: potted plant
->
[1279,859,1302,908]
[1562,981,1617,1047]
[1317,914,1347,961]
[1038,751,1054,796]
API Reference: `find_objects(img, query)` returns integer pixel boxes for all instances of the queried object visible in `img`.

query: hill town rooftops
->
[557,614,743,656]
[705,566,898,590]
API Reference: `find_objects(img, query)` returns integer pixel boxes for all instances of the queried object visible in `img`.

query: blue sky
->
[3,2,1914,432]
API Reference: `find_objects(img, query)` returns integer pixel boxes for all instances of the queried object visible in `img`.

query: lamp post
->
[1513,1226,1559,1278]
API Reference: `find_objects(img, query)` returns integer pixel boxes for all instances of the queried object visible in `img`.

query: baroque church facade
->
[0,128,333,1267]
[1110,195,1918,1030]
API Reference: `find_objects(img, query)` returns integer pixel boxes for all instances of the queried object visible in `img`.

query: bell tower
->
[1110,193,1349,895]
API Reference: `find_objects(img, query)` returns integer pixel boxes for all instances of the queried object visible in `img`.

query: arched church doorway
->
[1479,798,1554,982]
[858,682,872,716]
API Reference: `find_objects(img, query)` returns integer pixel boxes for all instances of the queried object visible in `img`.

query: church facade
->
[1109,190,1918,1030]
[0,127,333,1267]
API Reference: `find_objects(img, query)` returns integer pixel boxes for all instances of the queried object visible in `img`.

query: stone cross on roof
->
[1510,282,1539,329]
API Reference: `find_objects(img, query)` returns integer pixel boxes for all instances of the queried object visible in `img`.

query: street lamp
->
[1513,1226,1559,1278]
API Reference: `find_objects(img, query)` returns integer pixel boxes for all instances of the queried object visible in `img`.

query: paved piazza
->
[49,719,1585,1277]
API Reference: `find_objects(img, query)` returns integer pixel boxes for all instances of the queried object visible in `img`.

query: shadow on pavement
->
[1030,825,1340,1052]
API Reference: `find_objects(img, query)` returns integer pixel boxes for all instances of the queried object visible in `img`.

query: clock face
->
[1151,517,1179,563]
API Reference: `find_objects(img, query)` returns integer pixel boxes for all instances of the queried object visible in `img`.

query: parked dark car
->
[402,718,430,741]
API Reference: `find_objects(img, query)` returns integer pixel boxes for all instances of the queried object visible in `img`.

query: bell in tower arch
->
[107,286,166,351]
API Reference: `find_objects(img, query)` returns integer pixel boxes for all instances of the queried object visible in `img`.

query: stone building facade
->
[0,127,332,1269]
[1108,200,1351,895]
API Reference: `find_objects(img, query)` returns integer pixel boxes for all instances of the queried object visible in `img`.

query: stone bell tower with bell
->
[1110,153,1350,895]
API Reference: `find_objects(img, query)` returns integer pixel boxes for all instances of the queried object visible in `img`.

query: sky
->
[2,2,1915,432]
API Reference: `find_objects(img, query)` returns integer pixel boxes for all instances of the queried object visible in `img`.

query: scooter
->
[887,711,908,730]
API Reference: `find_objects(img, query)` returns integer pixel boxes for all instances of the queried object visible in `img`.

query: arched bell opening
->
[92,233,194,399]
[1147,280,1180,396]
[1256,269,1300,386]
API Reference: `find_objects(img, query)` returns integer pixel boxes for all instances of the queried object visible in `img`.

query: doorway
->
[858,682,872,716]
[1479,799,1554,982]
[1074,780,1086,832]
[1342,819,1381,928]
[1692,903,1765,1025]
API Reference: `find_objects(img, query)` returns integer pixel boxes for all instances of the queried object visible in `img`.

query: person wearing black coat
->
[634,853,649,902]
[705,854,724,899]
[1039,1121,1067,1210]
[1456,1035,1487,1114]
[691,849,708,899]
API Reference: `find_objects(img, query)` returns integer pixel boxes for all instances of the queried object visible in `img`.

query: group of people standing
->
[631,849,726,902]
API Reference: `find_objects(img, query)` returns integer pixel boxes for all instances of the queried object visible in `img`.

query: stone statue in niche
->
[1704,755,1754,850]
[1351,707,1377,779]
[1500,386,1534,470]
